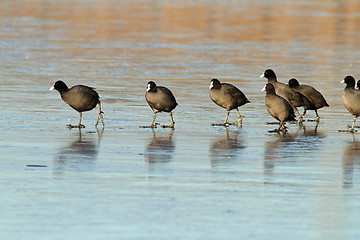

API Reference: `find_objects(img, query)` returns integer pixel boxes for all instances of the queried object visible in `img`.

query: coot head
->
[288,78,300,88]
[50,80,69,92]
[209,78,221,89]
[147,81,157,92]
[261,83,276,94]
[260,69,276,79]
[341,76,356,88]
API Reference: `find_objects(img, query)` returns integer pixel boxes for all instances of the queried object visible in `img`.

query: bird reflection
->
[342,134,360,188]
[209,127,244,168]
[264,131,297,178]
[144,129,175,165]
[53,128,104,174]
[301,122,321,137]
[263,124,325,182]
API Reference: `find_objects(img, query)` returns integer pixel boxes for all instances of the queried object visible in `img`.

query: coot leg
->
[162,112,175,128]
[294,107,304,124]
[224,111,230,124]
[210,111,231,126]
[339,116,359,132]
[315,110,321,122]
[234,108,243,125]
[67,112,85,128]
[95,102,105,127]
[77,112,85,128]
[268,122,288,133]
[302,110,307,117]
[150,112,158,128]
[140,112,159,128]
[350,116,358,132]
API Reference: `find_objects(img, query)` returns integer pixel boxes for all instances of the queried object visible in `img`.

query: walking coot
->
[260,69,306,122]
[341,76,360,132]
[209,78,250,126]
[288,78,329,121]
[50,80,104,128]
[144,81,178,128]
[262,83,296,132]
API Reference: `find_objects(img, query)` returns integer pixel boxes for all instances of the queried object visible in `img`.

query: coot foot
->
[211,122,231,127]
[140,123,160,128]
[339,129,358,133]
[67,124,85,129]
[347,125,360,129]
[266,122,279,125]
[161,124,174,129]
[268,129,281,133]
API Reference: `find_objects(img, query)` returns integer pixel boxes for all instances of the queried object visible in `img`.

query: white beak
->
[209,81,214,90]
[261,85,266,91]
[49,86,55,91]
[260,73,265,78]
[340,80,345,83]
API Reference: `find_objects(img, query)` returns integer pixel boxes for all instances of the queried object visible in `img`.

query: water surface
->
[1,0,360,239]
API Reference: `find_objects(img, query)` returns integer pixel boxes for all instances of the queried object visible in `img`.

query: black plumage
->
[145,81,178,128]
[50,80,104,128]
[260,69,305,121]
[262,83,296,132]
[288,78,329,121]
[209,78,250,125]
[341,76,360,132]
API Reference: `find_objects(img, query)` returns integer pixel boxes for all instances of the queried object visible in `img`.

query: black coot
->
[145,81,178,128]
[288,78,329,121]
[341,76,360,132]
[262,83,296,132]
[260,69,305,122]
[50,80,104,128]
[209,78,250,125]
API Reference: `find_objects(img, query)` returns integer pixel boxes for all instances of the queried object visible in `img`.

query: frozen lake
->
[1,0,360,239]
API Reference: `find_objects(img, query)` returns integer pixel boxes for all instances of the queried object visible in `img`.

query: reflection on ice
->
[144,129,175,164]
[264,124,325,181]
[264,131,298,178]
[342,134,360,188]
[209,127,245,168]
[53,128,104,173]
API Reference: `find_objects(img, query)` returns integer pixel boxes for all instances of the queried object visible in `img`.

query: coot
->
[209,78,250,125]
[145,81,178,128]
[260,69,305,121]
[288,78,329,121]
[341,76,360,132]
[262,83,296,132]
[50,80,104,128]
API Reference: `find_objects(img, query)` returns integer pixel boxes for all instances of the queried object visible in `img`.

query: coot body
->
[262,83,296,132]
[341,76,360,132]
[145,81,178,128]
[288,78,329,120]
[50,80,104,128]
[209,78,250,125]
